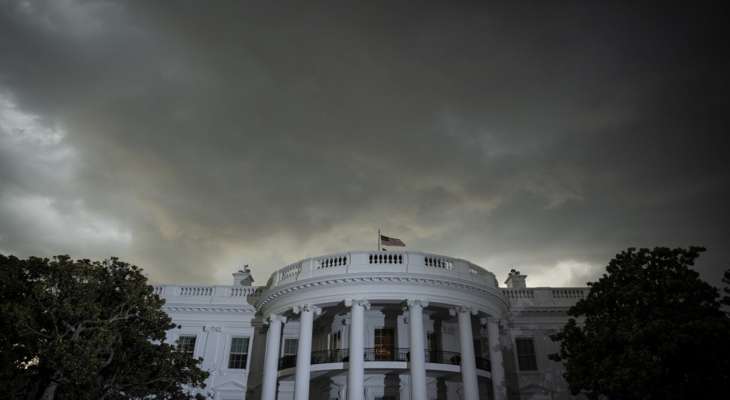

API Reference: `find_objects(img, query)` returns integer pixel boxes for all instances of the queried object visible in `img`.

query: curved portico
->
[256,251,509,400]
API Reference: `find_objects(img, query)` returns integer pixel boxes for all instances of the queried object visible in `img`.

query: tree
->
[722,269,730,306]
[550,247,730,400]
[0,254,209,400]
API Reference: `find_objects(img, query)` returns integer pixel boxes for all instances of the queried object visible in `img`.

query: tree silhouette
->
[0,254,209,400]
[550,247,730,400]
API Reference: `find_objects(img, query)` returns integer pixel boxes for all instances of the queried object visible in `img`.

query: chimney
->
[232,265,254,287]
[505,269,527,289]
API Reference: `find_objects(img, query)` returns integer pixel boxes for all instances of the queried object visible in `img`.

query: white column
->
[294,304,320,400]
[487,318,506,400]
[346,299,369,400]
[262,314,286,400]
[407,299,428,400]
[456,307,479,400]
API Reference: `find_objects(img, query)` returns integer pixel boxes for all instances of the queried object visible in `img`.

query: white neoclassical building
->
[153,251,588,400]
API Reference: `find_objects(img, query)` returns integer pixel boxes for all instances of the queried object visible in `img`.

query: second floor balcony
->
[278,346,491,372]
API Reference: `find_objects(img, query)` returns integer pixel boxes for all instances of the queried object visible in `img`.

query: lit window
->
[515,337,538,371]
[228,337,250,369]
[374,328,395,360]
[177,335,197,358]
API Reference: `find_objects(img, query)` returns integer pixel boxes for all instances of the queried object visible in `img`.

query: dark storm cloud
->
[1,1,728,286]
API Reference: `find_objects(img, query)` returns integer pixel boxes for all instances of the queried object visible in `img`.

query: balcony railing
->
[279,354,297,369]
[277,348,491,371]
[364,347,410,362]
[425,351,462,365]
[312,349,349,364]
[475,356,491,371]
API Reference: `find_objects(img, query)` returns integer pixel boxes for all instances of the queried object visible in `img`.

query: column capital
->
[292,304,322,315]
[266,314,287,325]
[405,299,429,309]
[344,298,371,310]
[449,305,477,316]
[484,316,508,329]
[203,325,222,332]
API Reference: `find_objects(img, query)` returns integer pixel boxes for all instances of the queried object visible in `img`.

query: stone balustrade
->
[502,287,589,308]
[267,251,499,289]
[152,284,258,298]
[151,265,587,311]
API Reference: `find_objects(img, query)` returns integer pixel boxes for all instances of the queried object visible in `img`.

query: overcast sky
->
[1,1,728,288]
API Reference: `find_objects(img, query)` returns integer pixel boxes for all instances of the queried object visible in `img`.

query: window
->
[474,337,489,358]
[374,328,395,360]
[283,338,298,356]
[177,335,197,358]
[228,337,250,369]
[280,338,298,369]
[515,337,538,371]
[428,332,442,353]
[329,331,342,350]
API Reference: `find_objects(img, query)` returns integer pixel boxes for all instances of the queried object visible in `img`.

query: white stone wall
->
[155,285,257,400]
[504,287,589,400]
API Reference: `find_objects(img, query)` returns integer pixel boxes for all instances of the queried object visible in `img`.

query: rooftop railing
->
[151,285,259,298]
[502,287,590,308]
[267,251,499,289]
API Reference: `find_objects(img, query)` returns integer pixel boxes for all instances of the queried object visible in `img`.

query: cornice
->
[256,273,507,309]
[163,305,255,314]
[509,307,571,315]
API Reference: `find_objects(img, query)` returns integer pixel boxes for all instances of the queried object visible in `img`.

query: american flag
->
[380,234,405,247]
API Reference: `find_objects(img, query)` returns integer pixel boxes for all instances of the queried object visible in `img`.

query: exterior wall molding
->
[509,308,573,315]
[162,305,253,313]
[257,274,507,309]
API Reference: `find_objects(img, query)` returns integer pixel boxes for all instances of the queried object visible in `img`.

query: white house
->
[153,251,588,400]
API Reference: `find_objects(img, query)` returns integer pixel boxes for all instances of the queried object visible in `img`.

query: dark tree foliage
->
[723,268,730,308]
[550,247,730,400]
[0,254,209,400]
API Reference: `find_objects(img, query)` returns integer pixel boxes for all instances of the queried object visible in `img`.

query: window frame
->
[374,328,395,360]
[227,336,250,370]
[177,334,197,358]
[328,330,342,350]
[282,337,298,356]
[515,337,538,371]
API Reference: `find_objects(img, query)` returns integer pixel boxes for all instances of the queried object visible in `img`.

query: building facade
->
[153,251,588,400]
